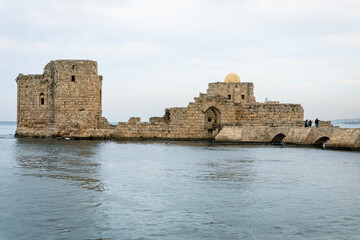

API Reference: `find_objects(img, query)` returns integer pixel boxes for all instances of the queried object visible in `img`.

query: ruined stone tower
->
[16,60,102,130]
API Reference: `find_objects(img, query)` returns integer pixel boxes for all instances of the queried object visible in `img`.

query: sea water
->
[0,122,360,239]
[333,123,360,129]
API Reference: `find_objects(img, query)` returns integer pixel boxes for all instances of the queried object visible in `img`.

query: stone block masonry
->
[215,126,360,150]
[16,60,102,130]
[15,60,359,150]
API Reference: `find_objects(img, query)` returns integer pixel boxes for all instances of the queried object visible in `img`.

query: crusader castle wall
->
[110,72,305,139]
[17,60,358,150]
[16,60,309,139]
[16,60,102,130]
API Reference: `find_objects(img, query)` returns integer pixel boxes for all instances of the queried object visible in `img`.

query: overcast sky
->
[1,0,359,122]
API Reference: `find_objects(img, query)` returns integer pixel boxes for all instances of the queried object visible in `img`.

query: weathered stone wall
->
[326,128,360,149]
[20,62,358,149]
[215,126,360,150]
[94,72,305,138]
[45,60,102,129]
[98,77,305,140]
[206,82,256,104]
[98,116,115,129]
[111,115,212,140]
[17,63,303,138]
[237,103,304,127]
[16,74,52,128]
[155,80,303,130]
[319,121,332,128]
[16,60,102,130]
[15,125,359,150]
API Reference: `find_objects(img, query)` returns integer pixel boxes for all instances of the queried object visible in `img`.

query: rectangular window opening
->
[41,98,44,105]
[241,95,245,100]
[228,94,231,100]
[71,75,75,82]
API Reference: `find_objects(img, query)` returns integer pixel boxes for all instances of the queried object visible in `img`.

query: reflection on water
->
[15,139,104,192]
[0,134,360,239]
[197,158,255,183]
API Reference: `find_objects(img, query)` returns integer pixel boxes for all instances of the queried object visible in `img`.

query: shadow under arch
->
[314,136,330,146]
[205,107,221,130]
[271,133,286,143]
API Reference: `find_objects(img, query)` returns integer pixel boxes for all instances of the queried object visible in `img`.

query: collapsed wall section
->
[111,106,213,139]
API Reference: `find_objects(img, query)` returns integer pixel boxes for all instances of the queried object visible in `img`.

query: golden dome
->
[224,72,240,83]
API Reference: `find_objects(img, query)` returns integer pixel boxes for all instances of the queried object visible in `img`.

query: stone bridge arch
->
[268,128,291,143]
[314,136,330,146]
[271,133,286,143]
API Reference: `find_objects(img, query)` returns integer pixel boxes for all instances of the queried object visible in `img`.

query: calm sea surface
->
[1,122,360,240]
[333,123,360,129]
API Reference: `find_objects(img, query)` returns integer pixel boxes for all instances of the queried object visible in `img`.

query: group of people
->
[305,118,320,128]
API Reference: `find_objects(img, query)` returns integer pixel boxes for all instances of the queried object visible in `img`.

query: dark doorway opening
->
[205,107,221,130]
[39,93,45,105]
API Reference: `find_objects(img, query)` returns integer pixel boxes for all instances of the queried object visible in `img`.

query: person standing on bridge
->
[315,118,319,128]
[305,119,308,127]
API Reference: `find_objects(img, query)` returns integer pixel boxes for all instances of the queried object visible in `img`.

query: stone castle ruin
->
[16,60,360,150]
[16,60,102,130]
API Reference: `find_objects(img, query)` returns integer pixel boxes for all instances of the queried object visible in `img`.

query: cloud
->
[332,79,360,86]
[1,0,360,121]
[317,33,360,49]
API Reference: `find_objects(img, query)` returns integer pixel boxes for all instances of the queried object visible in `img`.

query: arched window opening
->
[39,93,45,105]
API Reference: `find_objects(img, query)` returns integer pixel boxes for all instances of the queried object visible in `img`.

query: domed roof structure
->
[224,72,240,83]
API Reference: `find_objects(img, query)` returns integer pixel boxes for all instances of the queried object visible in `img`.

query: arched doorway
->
[205,107,221,130]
